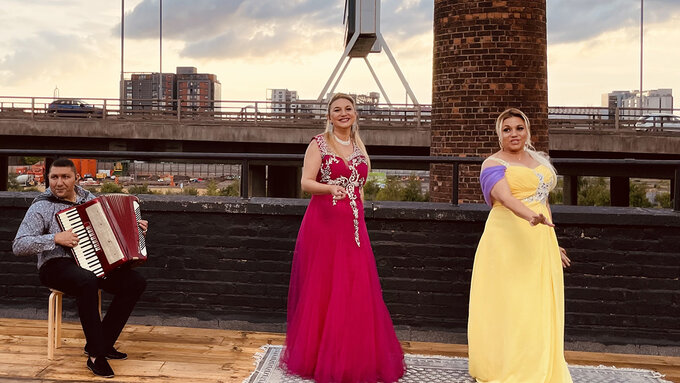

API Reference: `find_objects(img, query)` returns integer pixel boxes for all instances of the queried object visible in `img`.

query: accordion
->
[56,194,147,277]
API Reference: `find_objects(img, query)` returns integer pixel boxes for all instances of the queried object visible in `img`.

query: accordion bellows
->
[56,194,147,277]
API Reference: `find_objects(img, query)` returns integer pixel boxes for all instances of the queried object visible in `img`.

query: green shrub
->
[549,177,564,204]
[219,180,240,197]
[575,178,667,208]
[549,189,563,205]
[22,157,43,165]
[629,182,653,208]
[578,177,610,206]
[376,177,404,201]
[181,187,199,196]
[205,180,220,196]
[402,175,428,202]
[127,184,154,195]
[655,192,672,208]
[7,173,21,191]
[363,180,381,201]
[100,182,123,194]
[362,174,429,202]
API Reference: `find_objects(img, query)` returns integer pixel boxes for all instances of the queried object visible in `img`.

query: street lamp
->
[121,0,124,111]
[639,0,644,113]
[159,0,163,109]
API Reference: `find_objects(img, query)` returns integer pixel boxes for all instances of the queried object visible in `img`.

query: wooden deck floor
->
[0,318,677,382]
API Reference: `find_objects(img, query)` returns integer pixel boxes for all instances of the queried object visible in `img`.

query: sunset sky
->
[1,0,678,108]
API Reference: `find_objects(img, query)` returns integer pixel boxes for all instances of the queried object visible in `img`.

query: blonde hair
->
[323,93,371,170]
[495,108,557,190]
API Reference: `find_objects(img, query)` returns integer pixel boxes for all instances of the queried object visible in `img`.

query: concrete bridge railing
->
[0,96,430,129]
[2,96,679,133]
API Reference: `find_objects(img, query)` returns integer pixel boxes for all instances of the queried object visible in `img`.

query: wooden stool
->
[47,289,101,360]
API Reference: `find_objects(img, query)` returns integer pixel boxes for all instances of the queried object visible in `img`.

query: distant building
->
[322,91,380,106]
[176,67,221,113]
[268,89,299,115]
[266,90,390,117]
[353,92,380,105]
[602,89,673,115]
[122,73,175,111]
[122,67,221,112]
[350,92,381,114]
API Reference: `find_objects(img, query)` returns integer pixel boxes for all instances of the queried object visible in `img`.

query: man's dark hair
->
[49,158,77,175]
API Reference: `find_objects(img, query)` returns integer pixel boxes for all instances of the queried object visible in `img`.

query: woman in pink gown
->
[281,93,405,383]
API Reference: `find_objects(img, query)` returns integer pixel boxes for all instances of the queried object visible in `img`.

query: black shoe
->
[105,348,128,360]
[87,357,114,378]
[84,347,128,360]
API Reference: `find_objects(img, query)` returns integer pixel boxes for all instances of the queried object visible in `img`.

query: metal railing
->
[1,149,678,210]
[2,95,679,133]
[548,106,680,131]
[0,96,429,129]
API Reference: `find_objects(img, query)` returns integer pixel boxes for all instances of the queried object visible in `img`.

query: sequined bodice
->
[489,157,552,205]
[314,134,368,246]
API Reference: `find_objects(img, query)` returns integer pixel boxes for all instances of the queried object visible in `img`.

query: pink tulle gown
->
[281,134,405,383]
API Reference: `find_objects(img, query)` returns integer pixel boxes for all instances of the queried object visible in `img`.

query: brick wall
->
[431,0,549,202]
[0,193,678,346]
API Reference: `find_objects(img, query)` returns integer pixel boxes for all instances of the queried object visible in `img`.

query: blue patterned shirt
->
[12,186,95,270]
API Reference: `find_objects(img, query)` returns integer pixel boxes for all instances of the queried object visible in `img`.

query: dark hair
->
[49,158,77,175]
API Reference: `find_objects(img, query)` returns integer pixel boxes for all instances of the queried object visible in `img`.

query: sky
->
[0,0,678,108]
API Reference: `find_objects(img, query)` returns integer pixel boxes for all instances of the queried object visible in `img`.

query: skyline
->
[0,0,678,108]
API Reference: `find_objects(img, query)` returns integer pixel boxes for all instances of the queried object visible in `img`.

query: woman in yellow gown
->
[468,108,572,383]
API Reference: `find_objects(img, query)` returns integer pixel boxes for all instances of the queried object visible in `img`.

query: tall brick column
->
[430,0,549,203]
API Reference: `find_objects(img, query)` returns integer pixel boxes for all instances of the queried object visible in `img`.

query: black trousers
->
[39,257,146,358]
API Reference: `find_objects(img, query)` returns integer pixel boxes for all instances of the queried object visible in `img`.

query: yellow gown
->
[468,158,572,383]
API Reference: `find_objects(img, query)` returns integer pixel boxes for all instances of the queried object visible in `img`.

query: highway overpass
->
[1,113,679,159]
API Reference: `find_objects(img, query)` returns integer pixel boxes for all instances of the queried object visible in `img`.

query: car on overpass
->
[46,99,103,118]
[634,113,680,132]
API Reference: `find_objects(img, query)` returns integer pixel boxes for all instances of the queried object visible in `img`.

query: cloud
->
[116,0,433,60]
[547,0,680,44]
[383,0,433,39]
[121,0,246,40]
[120,0,338,40]
[0,32,100,86]
[179,24,338,60]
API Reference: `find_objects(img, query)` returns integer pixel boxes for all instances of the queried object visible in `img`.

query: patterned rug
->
[244,345,672,383]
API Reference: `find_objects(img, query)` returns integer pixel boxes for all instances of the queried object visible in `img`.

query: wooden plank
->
[401,340,468,357]
[0,363,47,376]
[0,318,678,383]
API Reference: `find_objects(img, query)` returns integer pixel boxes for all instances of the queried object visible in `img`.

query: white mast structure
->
[317,0,419,106]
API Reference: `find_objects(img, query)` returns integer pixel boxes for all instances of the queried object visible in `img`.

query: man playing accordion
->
[13,158,147,378]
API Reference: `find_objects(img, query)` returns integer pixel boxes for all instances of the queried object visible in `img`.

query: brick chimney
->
[430,0,549,203]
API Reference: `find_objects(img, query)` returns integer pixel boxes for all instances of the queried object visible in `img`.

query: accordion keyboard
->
[134,200,147,256]
[58,208,105,277]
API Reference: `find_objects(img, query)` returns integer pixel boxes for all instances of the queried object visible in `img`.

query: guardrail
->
[0,96,429,129]
[548,106,680,131]
[1,149,678,210]
[2,96,679,132]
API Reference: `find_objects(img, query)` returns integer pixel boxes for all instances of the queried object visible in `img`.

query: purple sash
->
[480,165,506,207]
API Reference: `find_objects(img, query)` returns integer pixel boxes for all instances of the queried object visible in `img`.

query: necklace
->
[334,134,351,146]
[504,150,524,162]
